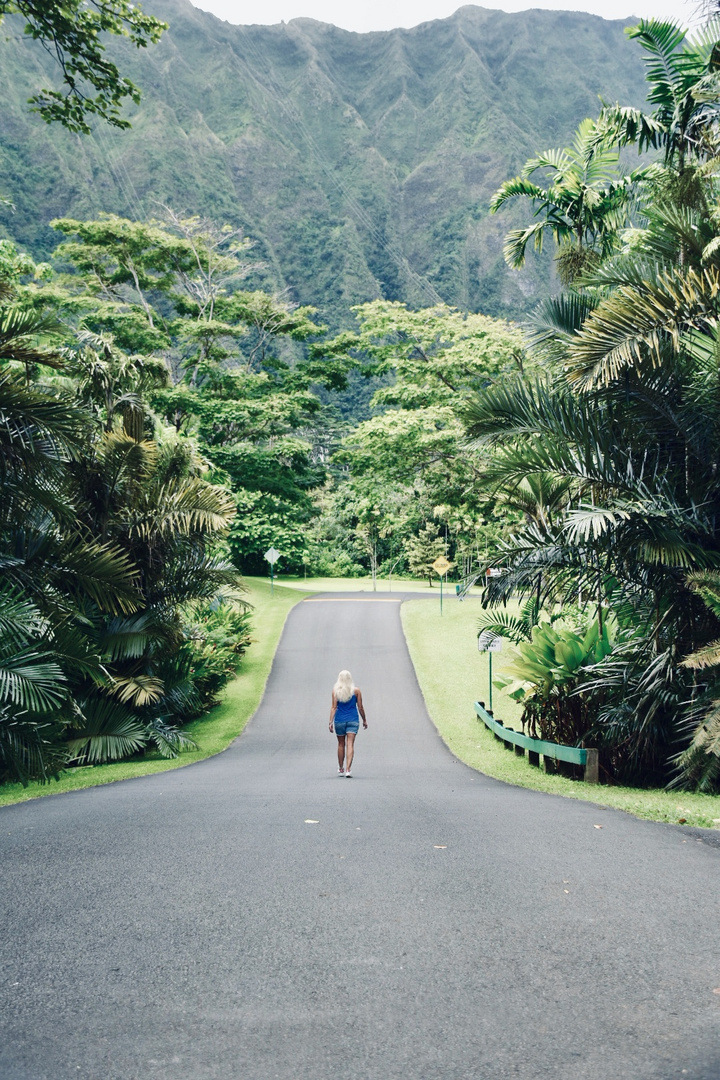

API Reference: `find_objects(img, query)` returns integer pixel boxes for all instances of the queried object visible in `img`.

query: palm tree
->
[598,19,720,174]
[0,302,242,779]
[58,341,241,765]
[562,199,720,390]
[0,365,142,782]
[474,16,720,788]
[490,119,645,283]
[462,371,720,783]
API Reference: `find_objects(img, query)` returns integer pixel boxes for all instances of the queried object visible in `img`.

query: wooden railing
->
[475,701,599,784]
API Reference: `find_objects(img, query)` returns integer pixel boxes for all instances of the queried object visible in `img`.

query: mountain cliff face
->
[0,1,648,321]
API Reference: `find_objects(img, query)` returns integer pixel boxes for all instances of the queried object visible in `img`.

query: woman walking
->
[329,670,367,777]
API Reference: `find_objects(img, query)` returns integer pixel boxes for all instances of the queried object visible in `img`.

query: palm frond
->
[525,292,599,362]
[48,620,106,683]
[144,716,197,758]
[96,430,157,477]
[0,583,47,649]
[673,701,720,791]
[97,613,157,660]
[463,379,620,480]
[126,477,236,541]
[0,307,64,368]
[476,607,534,644]
[0,647,67,712]
[565,265,720,389]
[0,709,69,785]
[151,553,241,608]
[502,223,552,269]
[627,20,690,106]
[0,371,88,478]
[66,697,148,764]
[523,149,573,175]
[49,535,139,614]
[681,639,720,669]
[489,178,547,213]
[686,569,720,619]
[109,674,164,706]
[596,104,666,153]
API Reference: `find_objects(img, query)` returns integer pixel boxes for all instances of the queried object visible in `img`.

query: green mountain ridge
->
[0,1,648,321]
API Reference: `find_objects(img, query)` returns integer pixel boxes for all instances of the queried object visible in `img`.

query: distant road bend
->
[1,592,718,1080]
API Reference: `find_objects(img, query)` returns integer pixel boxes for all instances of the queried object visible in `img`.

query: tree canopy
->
[2,0,166,131]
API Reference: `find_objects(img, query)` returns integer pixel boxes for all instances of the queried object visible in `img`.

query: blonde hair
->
[334,670,354,703]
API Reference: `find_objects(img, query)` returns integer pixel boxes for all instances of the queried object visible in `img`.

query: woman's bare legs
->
[336,735,346,771]
[345,732,356,774]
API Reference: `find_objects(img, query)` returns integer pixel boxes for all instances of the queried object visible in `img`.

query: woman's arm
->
[329,691,337,732]
[355,687,368,728]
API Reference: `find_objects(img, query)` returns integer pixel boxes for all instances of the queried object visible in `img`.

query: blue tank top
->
[335,693,358,721]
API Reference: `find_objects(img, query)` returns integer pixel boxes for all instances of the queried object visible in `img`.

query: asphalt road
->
[1,593,719,1080]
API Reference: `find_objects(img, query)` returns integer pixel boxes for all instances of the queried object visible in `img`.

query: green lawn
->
[401,595,720,830]
[0,577,305,809]
[273,574,484,595]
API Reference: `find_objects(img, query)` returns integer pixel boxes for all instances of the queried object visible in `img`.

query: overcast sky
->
[193,0,698,33]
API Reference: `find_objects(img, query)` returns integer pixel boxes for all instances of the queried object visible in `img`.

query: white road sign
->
[478,631,503,652]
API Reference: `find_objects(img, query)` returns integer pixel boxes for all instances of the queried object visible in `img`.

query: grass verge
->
[401,595,720,830]
[0,577,304,809]
[272,575,483,594]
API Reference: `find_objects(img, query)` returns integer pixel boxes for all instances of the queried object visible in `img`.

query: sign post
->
[264,547,280,596]
[477,630,503,711]
[432,555,451,615]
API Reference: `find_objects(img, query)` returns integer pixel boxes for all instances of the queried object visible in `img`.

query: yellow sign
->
[432,555,451,576]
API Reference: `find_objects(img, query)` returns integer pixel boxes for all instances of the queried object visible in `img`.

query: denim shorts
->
[334,718,359,736]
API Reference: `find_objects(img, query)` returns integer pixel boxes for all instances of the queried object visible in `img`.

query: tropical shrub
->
[495,616,616,746]
[306,548,366,579]
[0,309,141,780]
[0,582,73,783]
[0,253,246,781]
[674,572,720,790]
[183,601,253,709]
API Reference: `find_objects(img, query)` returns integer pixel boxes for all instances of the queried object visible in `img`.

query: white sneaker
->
[338,768,345,776]
[345,769,352,778]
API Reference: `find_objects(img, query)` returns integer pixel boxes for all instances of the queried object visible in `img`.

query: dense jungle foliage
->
[474,16,720,792]
[2,7,720,797]
[0,204,523,785]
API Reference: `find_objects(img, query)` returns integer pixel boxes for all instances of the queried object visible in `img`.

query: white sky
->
[193,0,698,33]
